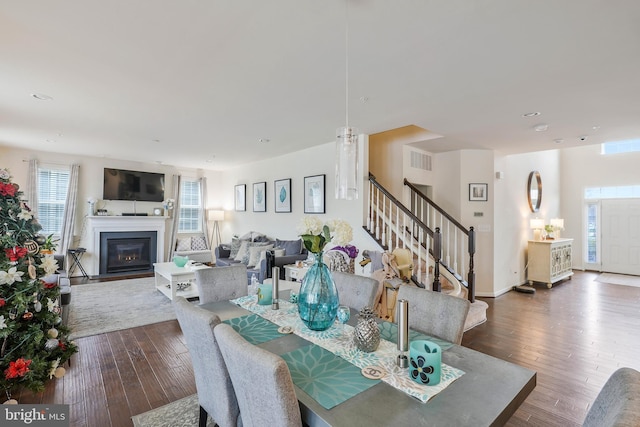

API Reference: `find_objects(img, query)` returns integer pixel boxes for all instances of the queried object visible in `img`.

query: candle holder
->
[397,299,409,368]
[272,267,280,310]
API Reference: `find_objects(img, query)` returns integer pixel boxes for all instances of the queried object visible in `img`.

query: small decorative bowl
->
[173,256,189,267]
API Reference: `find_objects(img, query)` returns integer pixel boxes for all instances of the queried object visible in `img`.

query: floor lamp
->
[208,209,224,248]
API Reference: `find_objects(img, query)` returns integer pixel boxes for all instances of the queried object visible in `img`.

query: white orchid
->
[17,209,33,221]
[0,315,7,330]
[47,297,59,312]
[48,358,61,379]
[40,254,59,275]
[0,267,24,285]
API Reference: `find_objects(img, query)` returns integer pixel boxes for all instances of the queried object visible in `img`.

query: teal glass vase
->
[297,252,339,331]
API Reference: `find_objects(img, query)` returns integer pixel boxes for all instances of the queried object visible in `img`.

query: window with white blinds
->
[179,179,202,232]
[37,166,70,235]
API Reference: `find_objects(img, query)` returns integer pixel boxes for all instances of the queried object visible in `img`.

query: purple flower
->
[331,244,359,259]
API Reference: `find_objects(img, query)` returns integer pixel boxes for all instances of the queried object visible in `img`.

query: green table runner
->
[281,343,380,410]
[222,313,282,345]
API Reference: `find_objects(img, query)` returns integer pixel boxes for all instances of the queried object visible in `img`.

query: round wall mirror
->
[527,171,542,212]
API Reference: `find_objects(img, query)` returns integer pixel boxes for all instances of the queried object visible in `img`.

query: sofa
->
[214,234,308,283]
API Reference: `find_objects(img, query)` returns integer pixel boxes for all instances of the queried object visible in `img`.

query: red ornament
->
[22,311,33,320]
[0,298,5,307]
[0,183,17,197]
[58,341,66,351]
[43,281,58,289]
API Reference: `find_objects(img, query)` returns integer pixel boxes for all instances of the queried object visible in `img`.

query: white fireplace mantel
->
[87,216,169,276]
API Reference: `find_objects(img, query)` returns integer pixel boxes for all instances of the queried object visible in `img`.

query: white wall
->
[493,150,561,294]
[560,144,640,270]
[214,137,375,263]
[0,146,225,275]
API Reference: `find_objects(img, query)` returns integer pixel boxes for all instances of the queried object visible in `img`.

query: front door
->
[601,199,640,275]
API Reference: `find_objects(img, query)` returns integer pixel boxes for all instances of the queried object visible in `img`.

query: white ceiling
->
[2,1,640,170]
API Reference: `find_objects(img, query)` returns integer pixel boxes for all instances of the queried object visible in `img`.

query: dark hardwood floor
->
[15,270,640,426]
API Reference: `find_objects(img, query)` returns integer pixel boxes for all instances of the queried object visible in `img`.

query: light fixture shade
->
[335,126,359,200]
[208,209,225,221]
[530,218,545,230]
[550,218,564,229]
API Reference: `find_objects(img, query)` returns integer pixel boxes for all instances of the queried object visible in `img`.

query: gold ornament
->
[47,328,59,339]
[28,263,37,279]
[3,399,18,405]
[24,240,39,254]
[22,311,34,320]
[54,367,66,378]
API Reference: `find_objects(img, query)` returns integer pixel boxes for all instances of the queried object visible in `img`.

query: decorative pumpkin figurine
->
[354,306,380,352]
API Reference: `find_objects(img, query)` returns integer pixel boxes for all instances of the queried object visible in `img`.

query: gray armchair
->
[332,271,379,311]
[194,265,248,304]
[396,286,470,345]
[173,297,240,427]
[215,323,302,427]
[582,367,640,427]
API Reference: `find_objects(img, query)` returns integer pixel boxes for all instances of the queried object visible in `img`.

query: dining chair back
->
[195,264,248,304]
[173,297,240,427]
[396,285,470,344]
[214,323,302,427]
[332,271,379,311]
[582,367,640,427]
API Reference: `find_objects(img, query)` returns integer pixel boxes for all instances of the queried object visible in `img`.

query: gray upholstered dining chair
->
[195,264,248,304]
[214,323,302,427]
[582,367,640,427]
[173,297,240,427]
[396,285,470,345]
[332,271,379,311]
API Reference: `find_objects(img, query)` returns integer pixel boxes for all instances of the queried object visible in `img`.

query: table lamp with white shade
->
[208,209,225,248]
[530,218,545,241]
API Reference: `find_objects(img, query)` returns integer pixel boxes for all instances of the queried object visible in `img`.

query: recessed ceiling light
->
[360,96,369,103]
[554,139,564,144]
[45,139,55,143]
[533,124,548,132]
[31,93,53,101]
[592,126,600,131]
[258,138,270,143]
[156,160,163,164]
[522,112,541,118]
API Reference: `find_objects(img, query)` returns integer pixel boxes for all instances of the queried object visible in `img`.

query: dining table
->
[200,293,536,427]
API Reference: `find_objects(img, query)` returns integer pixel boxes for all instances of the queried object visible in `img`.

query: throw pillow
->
[229,237,243,258]
[242,242,272,265]
[247,244,274,268]
[276,238,302,256]
[191,236,208,251]
[176,237,192,252]
[234,240,251,262]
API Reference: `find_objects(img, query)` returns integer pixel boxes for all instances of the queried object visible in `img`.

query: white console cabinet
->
[527,238,573,288]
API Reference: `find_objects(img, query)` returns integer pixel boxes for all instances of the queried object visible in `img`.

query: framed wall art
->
[469,183,488,201]
[274,178,292,213]
[234,184,246,211]
[253,181,266,212]
[304,174,326,214]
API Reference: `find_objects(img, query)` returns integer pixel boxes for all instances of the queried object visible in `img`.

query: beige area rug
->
[596,272,640,288]
[132,394,213,427]
[66,277,178,339]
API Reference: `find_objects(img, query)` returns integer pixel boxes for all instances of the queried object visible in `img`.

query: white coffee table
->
[153,262,210,300]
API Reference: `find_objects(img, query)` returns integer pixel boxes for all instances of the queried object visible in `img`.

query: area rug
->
[596,273,640,288]
[66,277,177,339]
[132,394,213,427]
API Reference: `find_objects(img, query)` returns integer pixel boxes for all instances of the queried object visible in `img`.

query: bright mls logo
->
[1,405,69,426]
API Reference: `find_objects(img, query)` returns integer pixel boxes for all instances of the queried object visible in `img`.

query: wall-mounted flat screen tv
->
[103,168,165,202]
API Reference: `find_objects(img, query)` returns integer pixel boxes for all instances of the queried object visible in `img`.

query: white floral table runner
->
[231,295,465,403]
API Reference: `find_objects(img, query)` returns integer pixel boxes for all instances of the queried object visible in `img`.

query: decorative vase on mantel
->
[297,252,339,331]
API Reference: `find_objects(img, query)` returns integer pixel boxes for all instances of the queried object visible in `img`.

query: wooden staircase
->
[365,174,487,330]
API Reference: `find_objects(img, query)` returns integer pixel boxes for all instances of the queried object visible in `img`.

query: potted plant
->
[41,234,59,254]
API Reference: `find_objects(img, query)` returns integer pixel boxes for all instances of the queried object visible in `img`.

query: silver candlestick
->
[272,267,279,310]
[397,299,409,368]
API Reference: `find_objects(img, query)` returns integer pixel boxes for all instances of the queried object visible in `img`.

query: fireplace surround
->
[99,231,157,275]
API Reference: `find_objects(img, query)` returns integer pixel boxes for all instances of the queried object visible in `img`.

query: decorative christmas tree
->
[0,168,77,402]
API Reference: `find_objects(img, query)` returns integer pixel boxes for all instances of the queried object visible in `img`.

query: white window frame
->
[178,178,202,233]
[37,165,71,236]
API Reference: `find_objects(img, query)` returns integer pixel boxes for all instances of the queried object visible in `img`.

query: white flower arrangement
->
[0,267,24,285]
[297,216,353,254]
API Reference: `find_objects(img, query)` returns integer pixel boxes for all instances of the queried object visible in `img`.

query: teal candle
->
[257,284,273,305]
[409,340,441,386]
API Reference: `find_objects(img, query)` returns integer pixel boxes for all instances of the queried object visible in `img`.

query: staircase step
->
[464,300,488,332]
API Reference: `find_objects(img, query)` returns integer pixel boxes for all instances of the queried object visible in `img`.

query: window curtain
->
[200,177,210,248]
[26,159,39,212]
[167,174,182,261]
[58,164,79,255]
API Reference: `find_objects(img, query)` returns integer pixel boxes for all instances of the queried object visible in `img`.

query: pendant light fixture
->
[335,0,358,200]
